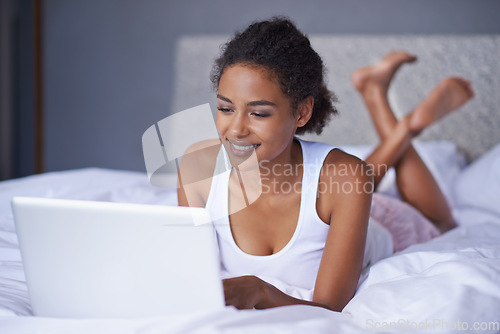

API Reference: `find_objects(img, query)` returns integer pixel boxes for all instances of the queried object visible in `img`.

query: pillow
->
[453,141,500,215]
[339,141,467,207]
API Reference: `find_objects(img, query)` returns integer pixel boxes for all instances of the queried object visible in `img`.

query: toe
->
[456,78,475,98]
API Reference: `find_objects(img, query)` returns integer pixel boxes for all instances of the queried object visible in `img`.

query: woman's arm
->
[313,150,373,311]
[223,275,333,310]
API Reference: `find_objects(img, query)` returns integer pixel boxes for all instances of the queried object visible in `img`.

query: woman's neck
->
[234,137,303,197]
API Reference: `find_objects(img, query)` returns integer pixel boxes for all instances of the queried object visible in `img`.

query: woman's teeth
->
[229,141,258,153]
[233,143,255,150]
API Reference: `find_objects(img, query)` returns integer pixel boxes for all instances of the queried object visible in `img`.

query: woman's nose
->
[229,113,249,137]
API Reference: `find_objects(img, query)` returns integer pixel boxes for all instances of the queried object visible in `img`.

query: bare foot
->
[409,77,474,134]
[351,51,417,94]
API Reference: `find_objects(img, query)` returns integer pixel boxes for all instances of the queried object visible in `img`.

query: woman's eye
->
[217,107,232,113]
[251,112,270,118]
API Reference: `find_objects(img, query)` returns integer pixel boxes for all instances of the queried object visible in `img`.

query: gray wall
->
[0,0,38,180]
[39,0,500,174]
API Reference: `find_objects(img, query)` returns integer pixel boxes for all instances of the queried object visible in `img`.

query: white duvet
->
[1,140,500,334]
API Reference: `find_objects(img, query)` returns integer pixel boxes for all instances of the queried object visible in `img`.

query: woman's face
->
[216,64,299,169]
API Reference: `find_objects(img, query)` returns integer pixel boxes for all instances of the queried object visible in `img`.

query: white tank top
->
[205,138,393,290]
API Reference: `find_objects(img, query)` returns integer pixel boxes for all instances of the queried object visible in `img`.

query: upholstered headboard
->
[172,35,500,161]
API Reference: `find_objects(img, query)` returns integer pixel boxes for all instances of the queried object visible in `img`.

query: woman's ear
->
[296,96,314,127]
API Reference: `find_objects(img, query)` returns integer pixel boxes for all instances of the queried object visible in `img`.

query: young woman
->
[177,17,474,312]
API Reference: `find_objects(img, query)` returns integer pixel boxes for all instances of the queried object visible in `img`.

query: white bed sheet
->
[0,167,499,334]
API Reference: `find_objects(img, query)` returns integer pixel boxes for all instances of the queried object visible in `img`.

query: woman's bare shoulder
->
[183,138,222,157]
[316,148,373,222]
[321,148,372,181]
[178,139,222,206]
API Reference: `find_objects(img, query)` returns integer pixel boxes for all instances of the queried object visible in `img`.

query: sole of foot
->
[409,77,474,134]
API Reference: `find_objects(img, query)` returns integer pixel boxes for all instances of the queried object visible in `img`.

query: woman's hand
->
[223,275,267,309]
[223,275,334,311]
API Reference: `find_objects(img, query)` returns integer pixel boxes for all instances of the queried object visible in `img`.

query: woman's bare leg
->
[351,52,474,232]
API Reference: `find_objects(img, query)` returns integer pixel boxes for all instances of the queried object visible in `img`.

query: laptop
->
[11,196,225,318]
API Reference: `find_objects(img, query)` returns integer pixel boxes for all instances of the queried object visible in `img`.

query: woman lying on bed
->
[177,17,474,312]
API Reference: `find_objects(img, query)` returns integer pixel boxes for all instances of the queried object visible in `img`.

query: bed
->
[1,35,500,333]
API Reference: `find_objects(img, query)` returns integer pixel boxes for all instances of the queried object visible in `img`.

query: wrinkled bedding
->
[0,160,499,333]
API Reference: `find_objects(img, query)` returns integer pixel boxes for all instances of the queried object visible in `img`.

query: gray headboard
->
[172,35,500,161]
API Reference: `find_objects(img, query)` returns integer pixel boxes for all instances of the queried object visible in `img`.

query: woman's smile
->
[227,140,260,157]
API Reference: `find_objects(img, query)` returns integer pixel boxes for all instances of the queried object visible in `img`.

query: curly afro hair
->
[210,16,338,135]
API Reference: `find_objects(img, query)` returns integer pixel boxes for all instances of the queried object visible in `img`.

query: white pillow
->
[339,141,466,206]
[453,142,500,215]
